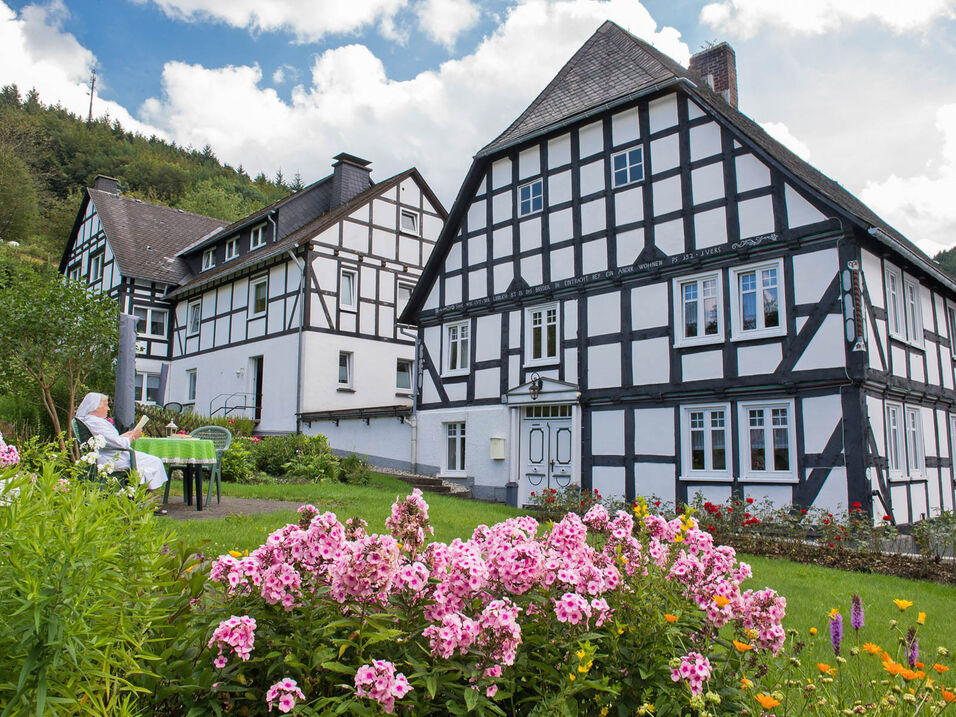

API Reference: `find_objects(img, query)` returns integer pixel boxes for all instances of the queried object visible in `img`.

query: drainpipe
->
[399,325,419,473]
[287,248,305,434]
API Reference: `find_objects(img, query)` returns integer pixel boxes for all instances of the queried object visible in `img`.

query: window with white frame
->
[250,277,268,317]
[948,303,956,360]
[250,225,266,250]
[518,179,543,217]
[396,282,414,317]
[445,422,466,473]
[904,279,923,346]
[89,252,104,283]
[674,272,722,346]
[400,209,420,235]
[396,359,412,392]
[904,406,924,476]
[681,405,731,479]
[885,267,905,340]
[187,300,201,335]
[186,369,197,403]
[730,259,785,340]
[340,268,357,311]
[739,401,796,481]
[225,238,239,261]
[444,321,470,375]
[886,403,904,475]
[132,307,167,338]
[526,303,559,365]
[134,372,160,404]
[202,248,216,271]
[338,351,352,388]
[67,263,82,281]
[612,147,644,187]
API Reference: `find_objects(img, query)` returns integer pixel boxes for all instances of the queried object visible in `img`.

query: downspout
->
[399,325,419,473]
[287,248,305,434]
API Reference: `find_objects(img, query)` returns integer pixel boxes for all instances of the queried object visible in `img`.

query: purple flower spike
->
[907,627,919,668]
[830,612,843,656]
[850,594,864,631]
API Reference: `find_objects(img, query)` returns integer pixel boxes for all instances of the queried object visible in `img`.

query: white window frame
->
[443,320,470,376]
[525,302,560,367]
[884,266,905,341]
[187,300,201,336]
[89,252,104,283]
[340,268,358,312]
[611,146,645,188]
[903,277,924,347]
[396,359,413,393]
[338,351,353,388]
[202,248,216,271]
[400,209,420,235]
[904,405,925,477]
[886,402,904,476]
[249,224,266,251]
[396,282,414,318]
[673,271,723,348]
[225,238,239,261]
[680,404,732,481]
[729,258,786,341]
[444,422,466,474]
[738,400,797,483]
[947,301,956,360]
[250,277,268,318]
[186,369,197,403]
[133,306,168,339]
[518,179,543,217]
[134,372,161,405]
[67,263,82,281]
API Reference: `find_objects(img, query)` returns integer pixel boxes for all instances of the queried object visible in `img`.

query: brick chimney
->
[688,42,738,109]
[331,153,372,208]
[93,175,120,194]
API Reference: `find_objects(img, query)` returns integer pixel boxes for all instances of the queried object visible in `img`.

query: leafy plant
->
[221,436,254,483]
[338,452,372,485]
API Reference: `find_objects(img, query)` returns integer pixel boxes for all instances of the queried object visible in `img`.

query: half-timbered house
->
[401,21,956,523]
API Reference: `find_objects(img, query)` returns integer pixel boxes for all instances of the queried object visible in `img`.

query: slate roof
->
[81,189,226,284]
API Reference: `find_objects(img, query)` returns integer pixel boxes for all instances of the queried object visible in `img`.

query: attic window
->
[250,225,266,250]
[202,248,216,271]
[518,179,543,217]
[400,209,420,235]
[225,238,239,261]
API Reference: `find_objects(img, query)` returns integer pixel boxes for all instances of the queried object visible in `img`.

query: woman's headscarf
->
[76,392,108,420]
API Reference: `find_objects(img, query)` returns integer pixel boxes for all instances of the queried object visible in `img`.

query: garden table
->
[132,436,216,511]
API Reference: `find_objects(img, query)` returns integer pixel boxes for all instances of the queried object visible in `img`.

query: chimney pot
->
[93,175,120,194]
[331,153,373,208]
[689,42,738,109]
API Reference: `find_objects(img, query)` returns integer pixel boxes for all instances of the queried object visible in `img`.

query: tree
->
[0,146,39,244]
[0,260,119,452]
[933,247,956,280]
[291,171,304,192]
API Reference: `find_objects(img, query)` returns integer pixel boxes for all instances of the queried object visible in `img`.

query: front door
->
[250,355,263,421]
[523,404,573,492]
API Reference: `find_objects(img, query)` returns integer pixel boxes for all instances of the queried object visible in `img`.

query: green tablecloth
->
[132,437,216,465]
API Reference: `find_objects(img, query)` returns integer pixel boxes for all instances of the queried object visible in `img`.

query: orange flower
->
[663,614,678,623]
[755,694,781,709]
[862,643,882,655]
[713,595,730,608]
[809,627,818,636]
[942,688,955,703]
[899,668,923,681]
[740,677,754,690]
[733,640,754,653]
[828,608,840,619]
[884,661,903,676]
[893,599,914,611]
[916,662,925,670]
[917,612,926,625]
[933,664,950,674]
[817,663,836,676]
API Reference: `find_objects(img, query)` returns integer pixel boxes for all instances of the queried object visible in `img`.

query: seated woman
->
[75,392,169,514]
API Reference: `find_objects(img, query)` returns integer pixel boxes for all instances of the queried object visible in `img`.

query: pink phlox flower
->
[397,560,430,593]
[385,489,434,553]
[329,534,400,603]
[477,597,522,666]
[209,555,262,595]
[423,611,480,658]
[582,504,610,531]
[354,660,412,714]
[553,592,592,626]
[208,615,257,667]
[670,651,711,696]
[266,677,305,713]
[261,563,302,610]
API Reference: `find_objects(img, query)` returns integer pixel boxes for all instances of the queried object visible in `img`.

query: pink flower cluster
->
[354,660,412,714]
[384,487,434,553]
[266,678,305,713]
[0,434,19,468]
[208,615,257,668]
[670,651,712,696]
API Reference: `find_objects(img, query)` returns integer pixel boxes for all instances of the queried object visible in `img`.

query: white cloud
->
[0,1,158,133]
[138,0,690,203]
[700,0,956,37]
[758,121,811,161]
[272,64,299,84]
[861,104,956,254]
[415,0,480,48]
[134,0,410,42]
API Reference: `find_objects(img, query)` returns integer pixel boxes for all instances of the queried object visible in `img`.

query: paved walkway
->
[160,495,303,521]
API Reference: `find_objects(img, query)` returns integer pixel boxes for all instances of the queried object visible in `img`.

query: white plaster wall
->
[801,394,842,453]
[813,469,849,511]
[592,466,626,500]
[793,315,845,372]
[737,343,782,376]
[611,107,639,146]
[635,407,675,456]
[635,462,675,504]
[792,248,837,305]
[689,122,721,161]
[591,409,625,455]
[304,417,412,468]
[682,350,722,381]
[785,184,828,228]
[416,405,511,485]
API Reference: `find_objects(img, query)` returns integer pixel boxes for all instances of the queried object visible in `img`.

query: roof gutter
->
[868,227,956,294]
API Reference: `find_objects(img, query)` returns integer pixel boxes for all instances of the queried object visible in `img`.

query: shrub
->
[527,483,603,521]
[338,452,372,485]
[281,449,340,483]
[221,436,254,483]
[250,433,333,477]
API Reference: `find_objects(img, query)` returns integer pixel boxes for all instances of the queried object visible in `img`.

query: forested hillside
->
[933,246,956,280]
[0,84,294,264]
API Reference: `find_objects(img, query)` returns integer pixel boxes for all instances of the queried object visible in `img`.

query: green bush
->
[282,449,340,483]
[221,436,254,483]
[250,433,332,476]
[338,452,372,485]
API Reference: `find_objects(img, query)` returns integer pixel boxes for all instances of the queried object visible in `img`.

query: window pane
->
[683,283,698,338]
[702,279,718,335]
[338,353,349,384]
[146,375,160,403]
[749,409,765,470]
[740,272,757,330]
[396,360,411,390]
[150,310,166,337]
[133,307,148,333]
[254,282,267,314]
[135,373,143,400]
[712,428,726,471]
[691,428,705,470]
[532,324,542,359]
[762,268,779,328]
[460,328,469,369]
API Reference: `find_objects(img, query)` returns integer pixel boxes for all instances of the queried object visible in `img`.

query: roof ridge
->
[87,187,227,224]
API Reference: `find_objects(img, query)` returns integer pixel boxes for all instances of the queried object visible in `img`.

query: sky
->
[2,0,956,255]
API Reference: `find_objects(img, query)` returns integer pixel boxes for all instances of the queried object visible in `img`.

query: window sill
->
[679,473,733,482]
[442,369,470,378]
[730,327,787,343]
[524,358,560,369]
[249,313,266,320]
[250,244,265,251]
[395,390,412,397]
[738,473,799,484]
[340,306,358,313]
[336,386,355,393]
[673,335,724,350]
[437,472,468,481]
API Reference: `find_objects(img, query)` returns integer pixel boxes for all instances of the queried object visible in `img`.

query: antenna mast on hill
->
[86,69,96,123]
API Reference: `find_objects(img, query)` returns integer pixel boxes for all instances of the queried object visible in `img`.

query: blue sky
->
[2,0,956,253]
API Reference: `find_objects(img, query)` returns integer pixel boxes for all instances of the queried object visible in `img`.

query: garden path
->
[161,496,302,521]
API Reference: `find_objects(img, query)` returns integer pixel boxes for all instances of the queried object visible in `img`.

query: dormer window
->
[400,209,420,235]
[202,248,215,271]
[250,225,266,250]
[225,238,239,261]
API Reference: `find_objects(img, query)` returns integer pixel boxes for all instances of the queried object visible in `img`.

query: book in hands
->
[134,415,149,432]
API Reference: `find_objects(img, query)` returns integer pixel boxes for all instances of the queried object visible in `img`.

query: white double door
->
[523,405,573,492]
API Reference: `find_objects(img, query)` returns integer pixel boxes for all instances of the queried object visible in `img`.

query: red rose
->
[530,492,535,496]
[883,515,892,521]
[746,497,754,504]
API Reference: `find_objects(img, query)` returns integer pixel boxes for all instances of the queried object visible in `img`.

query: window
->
[250,225,266,250]
[187,300,201,336]
[396,359,413,391]
[885,267,905,339]
[886,403,904,474]
[612,147,644,187]
[134,372,160,404]
[250,278,268,317]
[526,303,559,365]
[132,307,167,338]
[445,422,466,473]
[681,405,730,479]
[400,210,419,235]
[186,369,197,402]
[445,321,470,375]
[202,248,216,271]
[730,259,785,340]
[225,238,239,261]
[674,272,722,346]
[904,279,923,346]
[340,268,357,311]
[518,179,543,217]
[89,252,104,283]
[396,282,414,317]
[904,406,924,476]
[739,401,796,481]
[67,263,82,281]
[948,303,956,360]
[338,351,352,388]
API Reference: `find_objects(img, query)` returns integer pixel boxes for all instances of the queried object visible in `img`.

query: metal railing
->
[209,392,258,419]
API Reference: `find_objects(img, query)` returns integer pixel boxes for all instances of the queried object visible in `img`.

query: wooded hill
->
[0,84,294,265]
